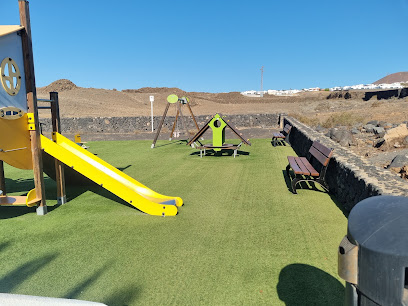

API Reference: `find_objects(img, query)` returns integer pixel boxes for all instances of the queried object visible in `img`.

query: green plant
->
[289,113,320,127]
[322,112,364,128]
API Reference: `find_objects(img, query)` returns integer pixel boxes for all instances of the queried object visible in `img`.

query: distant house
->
[241,90,268,97]
[329,87,342,91]
[303,87,320,92]
[241,90,258,96]
[378,82,403,89]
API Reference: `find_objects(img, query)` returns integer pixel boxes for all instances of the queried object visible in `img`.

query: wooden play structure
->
[0,1,49,214]
[187,114,251,158]
[0,1,182,216]
[151,94,200,148]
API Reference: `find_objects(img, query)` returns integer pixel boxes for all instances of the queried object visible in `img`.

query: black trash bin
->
[338,195,408,306]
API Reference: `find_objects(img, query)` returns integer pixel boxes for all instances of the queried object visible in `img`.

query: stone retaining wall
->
[39,114,279,134]
[364,88,408,101]
[284,117,408,213]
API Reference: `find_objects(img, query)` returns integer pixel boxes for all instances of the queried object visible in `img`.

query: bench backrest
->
[283,124,292,134]
[308,141,333,166]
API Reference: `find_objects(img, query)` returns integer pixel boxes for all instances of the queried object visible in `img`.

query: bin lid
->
[348,195,408,255]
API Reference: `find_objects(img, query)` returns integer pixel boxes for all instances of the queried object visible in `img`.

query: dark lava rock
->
[378,121,393,129]
[387,154,408,169]
[363,124,376,133]
[315,125,326,133]
[326,128,355,146]
[374,138,385,148]
[373,127,385,135]
[367,120,379,126]
[351,128,360,135]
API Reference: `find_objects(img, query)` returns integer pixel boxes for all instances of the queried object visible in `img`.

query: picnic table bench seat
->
[286,141,333,194]
[272,124,292,147]
[197,143,242,158]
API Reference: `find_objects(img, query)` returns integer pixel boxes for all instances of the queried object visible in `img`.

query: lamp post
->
[150,95,154,132]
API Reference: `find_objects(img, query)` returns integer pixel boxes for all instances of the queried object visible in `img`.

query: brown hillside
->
[373,72,408,84]
[38,79,77,92]
[36,79,408,127]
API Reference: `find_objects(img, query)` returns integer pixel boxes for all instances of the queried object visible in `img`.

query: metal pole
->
[150,96,154,132]
[260,66,264,97]
[151,101,154,132]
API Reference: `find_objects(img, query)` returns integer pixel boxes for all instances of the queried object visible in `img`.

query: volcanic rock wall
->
[39,114,279,134]
[284,117,408,214]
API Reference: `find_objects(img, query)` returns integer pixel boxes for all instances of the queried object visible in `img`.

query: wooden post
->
[19,0,47,215]
[50,92,66,204]
[151,102,170,148]
[176,102,189,140]
[169,109,179,140]
[0,161,6,195]
[186,102,200,131]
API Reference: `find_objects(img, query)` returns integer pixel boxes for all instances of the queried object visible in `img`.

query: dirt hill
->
[39,79,77,92]
[373,72,408,84]
[36,79,408,126]
[36,79,329,118]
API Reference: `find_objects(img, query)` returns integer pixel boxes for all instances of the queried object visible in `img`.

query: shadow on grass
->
[189,150,250,157]
[282,170,326,194]
[153,140,186,149]
[103,285,141,306]
[1,176,134,218]
[4,177,51,195]
[0,253,58,292]
[117,165,131,172]
[270,140,288,147]
[281,170,350,218]
[0,241,11,252]
[0,177,65,219]
[64,264,112,300]
[277,264,344,306]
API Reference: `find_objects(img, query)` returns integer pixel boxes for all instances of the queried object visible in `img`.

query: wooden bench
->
[197,143,242,158]
[286,141,333,194]
[272,124,292,147]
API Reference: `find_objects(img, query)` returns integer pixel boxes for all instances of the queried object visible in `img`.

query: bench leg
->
[316,179,329,193]
[291,176,300,194]
[272,137,276,147]
[291,177,329,194]
[286,164,297,194]
[285,164,291,176]
[200,149,203,158]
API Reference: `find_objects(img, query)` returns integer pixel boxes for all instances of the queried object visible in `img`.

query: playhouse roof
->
[0,25,24,38]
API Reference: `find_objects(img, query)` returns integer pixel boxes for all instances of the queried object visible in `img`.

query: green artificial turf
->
[0,138,347,305]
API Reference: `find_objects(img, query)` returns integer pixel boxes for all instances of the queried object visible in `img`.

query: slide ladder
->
[40,133,182,216]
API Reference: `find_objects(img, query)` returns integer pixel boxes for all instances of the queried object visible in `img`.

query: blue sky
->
[2,0,408,92]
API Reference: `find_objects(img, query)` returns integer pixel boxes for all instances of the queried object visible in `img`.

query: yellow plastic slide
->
[40,133,183,216]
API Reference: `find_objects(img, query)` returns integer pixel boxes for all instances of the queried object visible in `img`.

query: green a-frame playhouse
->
[187,114,251,158]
